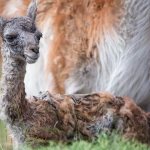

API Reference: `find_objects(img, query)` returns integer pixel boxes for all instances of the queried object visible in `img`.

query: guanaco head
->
[0,0,42,64]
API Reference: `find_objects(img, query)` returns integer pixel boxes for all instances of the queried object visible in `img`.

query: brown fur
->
[0,0,7,14]
[47,0,121,93]
[23,92,150,146]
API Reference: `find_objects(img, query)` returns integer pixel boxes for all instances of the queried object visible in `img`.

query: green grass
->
[24,134,150,150]
[0,121,150,150]
[0,121,12,150]
[26,137,150,150]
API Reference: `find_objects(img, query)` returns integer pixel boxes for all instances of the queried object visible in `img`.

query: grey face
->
[2,17,42,64]
[0,0,42,64]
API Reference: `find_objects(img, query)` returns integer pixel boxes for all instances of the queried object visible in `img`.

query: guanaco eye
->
[5,34,18,42]
[36,32,43,41]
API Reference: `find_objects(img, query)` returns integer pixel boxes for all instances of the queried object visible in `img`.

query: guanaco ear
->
[27,0,37,21]
[0,17,6,35]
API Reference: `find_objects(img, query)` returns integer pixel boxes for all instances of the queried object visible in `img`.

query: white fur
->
[106,0,150,111]
[65,59,99,94]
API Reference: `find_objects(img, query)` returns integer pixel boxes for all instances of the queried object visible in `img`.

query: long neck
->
[1,47,27,123]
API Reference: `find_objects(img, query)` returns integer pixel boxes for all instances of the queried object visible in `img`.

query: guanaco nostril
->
[30,47,39,54]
